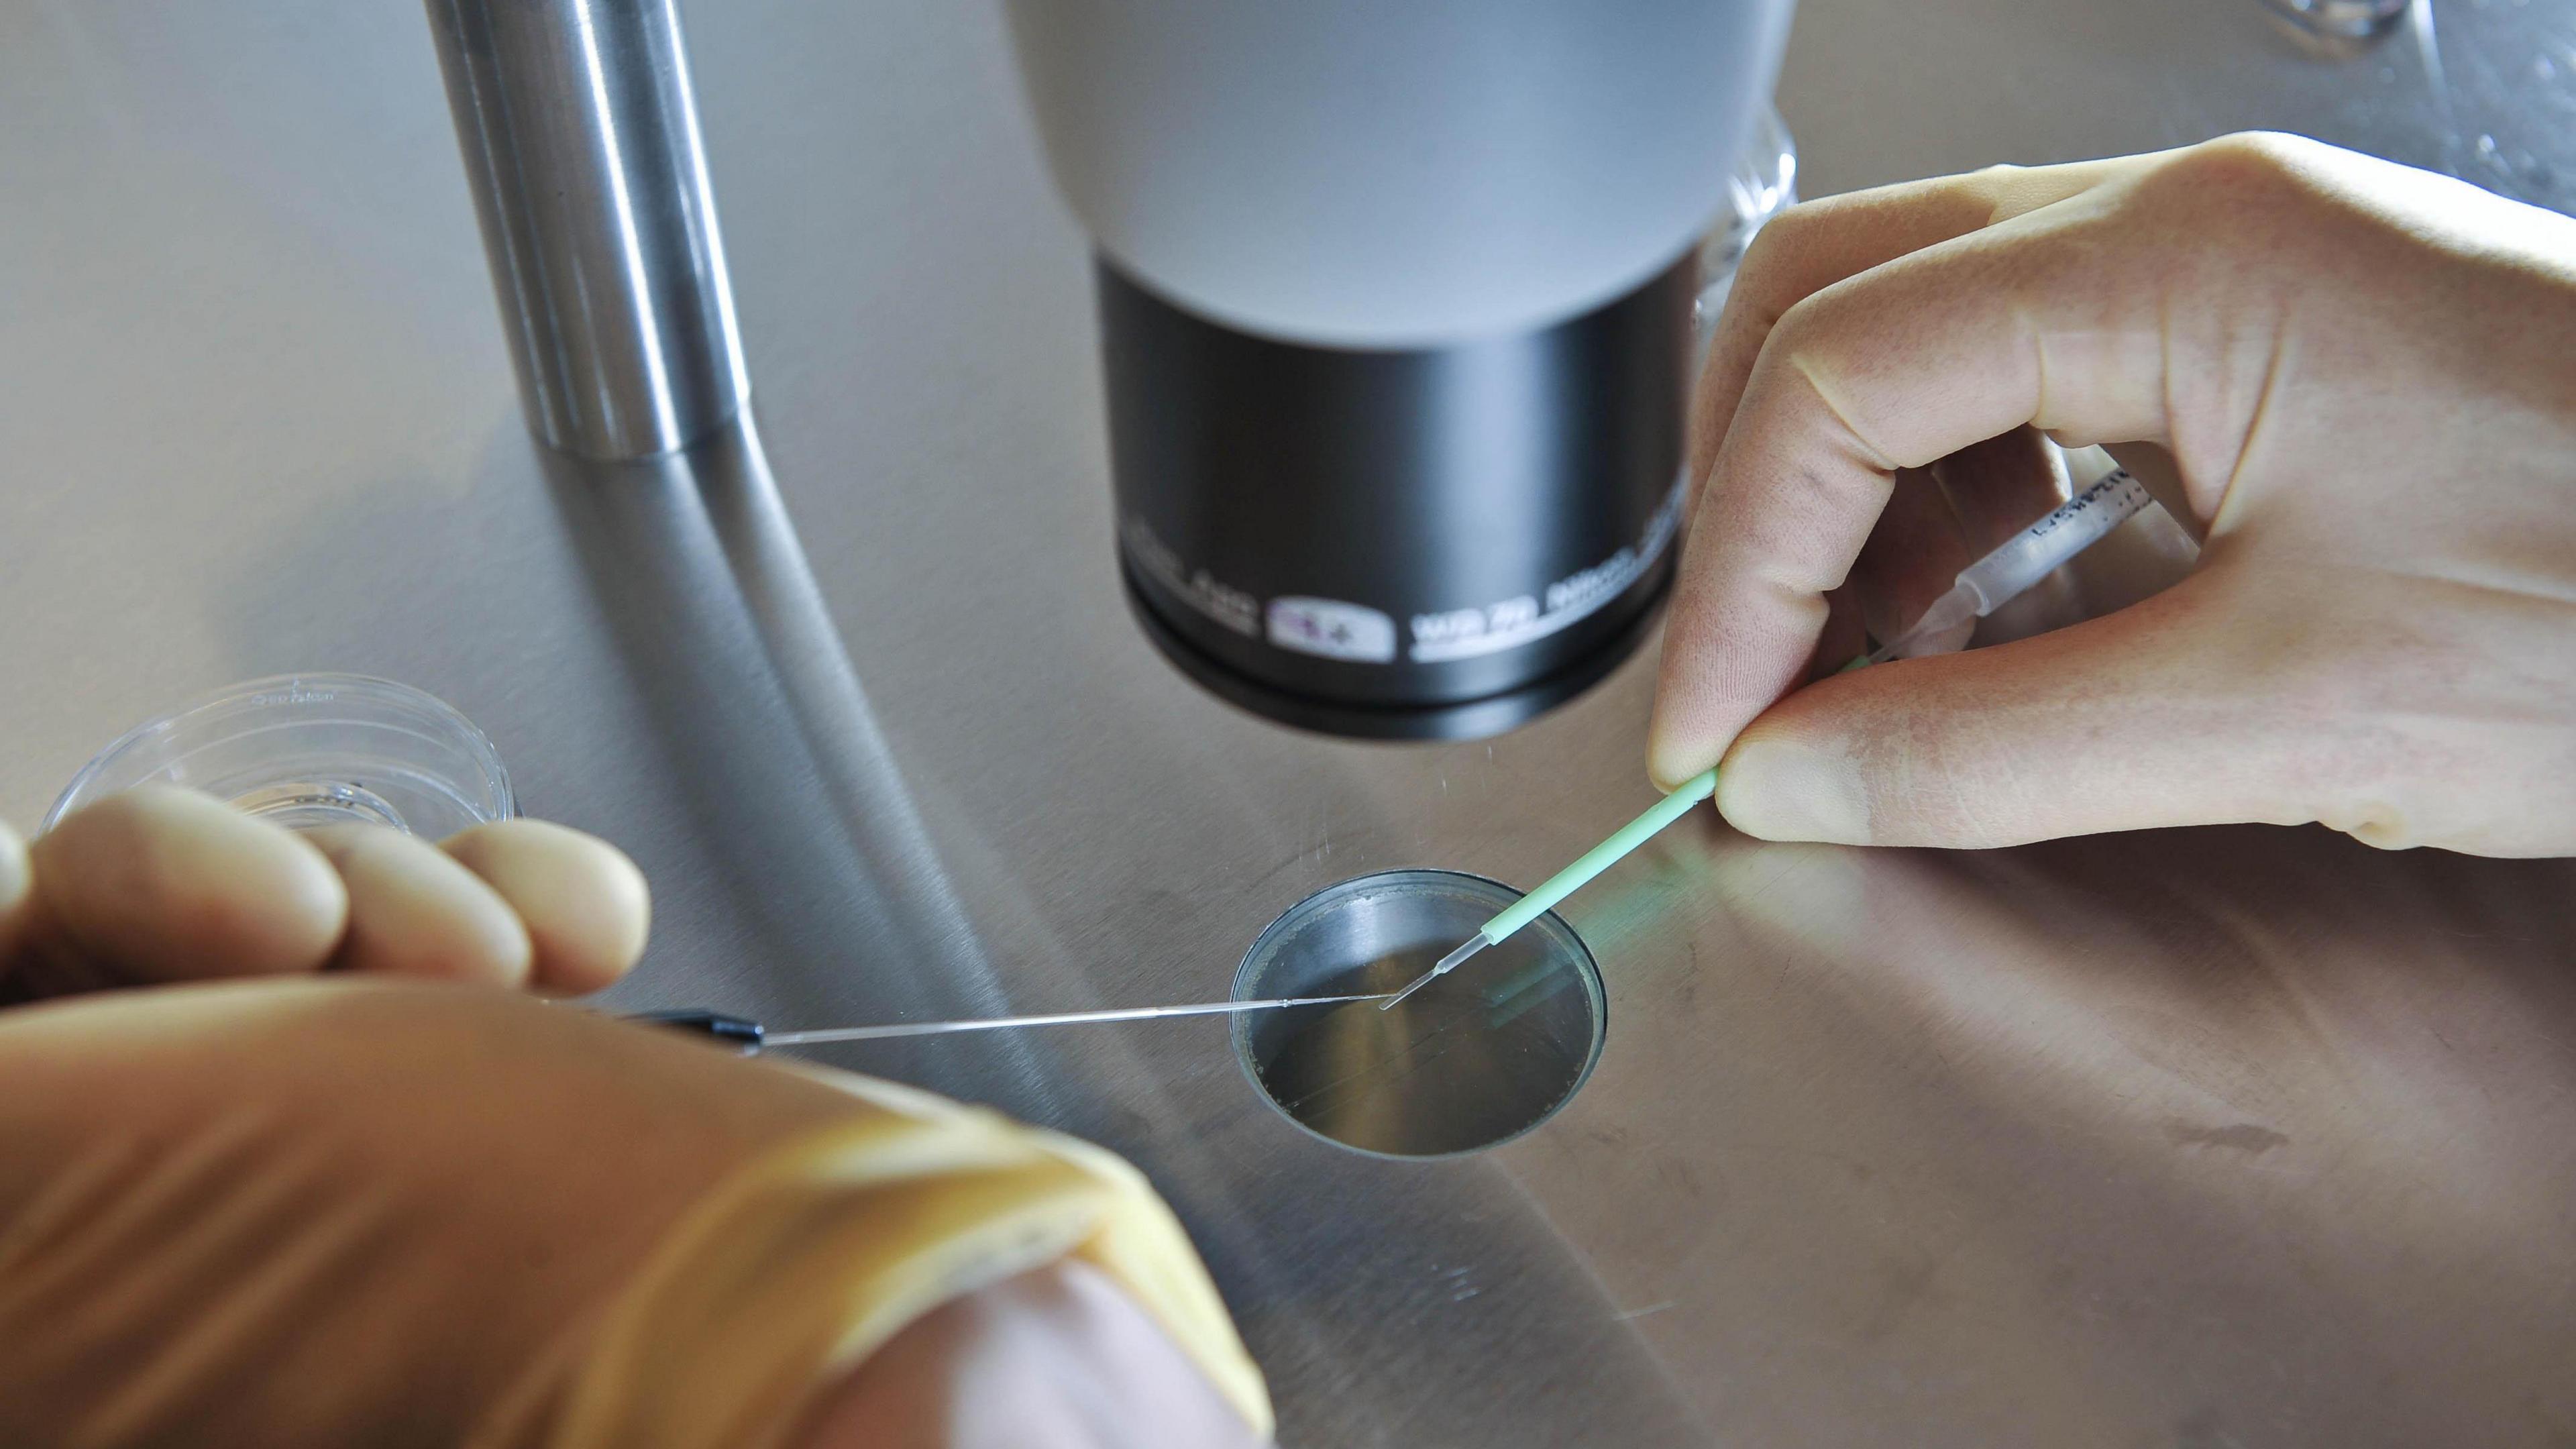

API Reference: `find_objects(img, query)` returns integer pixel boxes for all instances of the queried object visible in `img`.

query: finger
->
[2103,441,2207,545]
[21,786,347,989]
[304,825,534,987]
[1715,571,2318,848]
[1847,465,1976,649]
[1927,427,2072,557]
[440,820,650,996]
[1650,194,2194,788]
[1689,156,2135,507]
[1803,585,1869,682]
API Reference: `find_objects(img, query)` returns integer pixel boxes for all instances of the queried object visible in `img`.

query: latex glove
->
[0,784,651,996]
[1650,133,2576,855]
[0,980,1269,1449]
[0,798,1269,1448]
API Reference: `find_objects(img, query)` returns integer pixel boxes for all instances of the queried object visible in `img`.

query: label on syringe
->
[2023,468,2151,544]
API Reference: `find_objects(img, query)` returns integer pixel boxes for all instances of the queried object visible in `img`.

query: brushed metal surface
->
[4,1,2575,1445]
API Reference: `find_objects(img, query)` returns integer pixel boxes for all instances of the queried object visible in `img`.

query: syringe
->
[1864,462,2155,664]
[1385,452,2165,1010]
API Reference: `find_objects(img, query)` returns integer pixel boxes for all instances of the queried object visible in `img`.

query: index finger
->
[1688,157,2129,511]
[1650,174,2191,788]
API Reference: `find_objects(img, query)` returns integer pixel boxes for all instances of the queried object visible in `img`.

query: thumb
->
[1715,575,2313,848]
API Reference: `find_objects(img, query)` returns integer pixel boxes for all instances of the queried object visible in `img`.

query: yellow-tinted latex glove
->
[0,798,1269,1448]
[1652,133,2576,855]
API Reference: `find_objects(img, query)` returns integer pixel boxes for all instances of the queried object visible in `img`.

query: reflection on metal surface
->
[427,0,750,460]
[540,417,1048,1104]
[1234,871,1604,1157]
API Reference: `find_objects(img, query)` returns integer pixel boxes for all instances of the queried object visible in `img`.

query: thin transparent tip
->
[1379,934,1491,1010]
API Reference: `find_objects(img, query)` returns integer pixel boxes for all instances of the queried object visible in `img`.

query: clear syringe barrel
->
[1954,466,2154,615]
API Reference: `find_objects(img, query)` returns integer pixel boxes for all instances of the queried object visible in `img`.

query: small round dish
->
[1232,869,1607,1159]
[46,674,513,839]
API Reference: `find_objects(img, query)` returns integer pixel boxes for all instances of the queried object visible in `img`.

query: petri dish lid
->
[46,674,513,839]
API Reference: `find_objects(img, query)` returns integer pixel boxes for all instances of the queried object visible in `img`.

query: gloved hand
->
[1,784,651,998]
[0,795,1271,1448]
[1651,132,2576,855]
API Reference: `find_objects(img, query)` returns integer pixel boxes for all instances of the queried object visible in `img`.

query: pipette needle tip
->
[1379,934,1490,1010]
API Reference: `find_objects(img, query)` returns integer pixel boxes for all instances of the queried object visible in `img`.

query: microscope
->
[429,0,1793,738]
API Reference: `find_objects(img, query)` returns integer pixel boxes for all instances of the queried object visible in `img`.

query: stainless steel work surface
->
[5,1,2575,1444]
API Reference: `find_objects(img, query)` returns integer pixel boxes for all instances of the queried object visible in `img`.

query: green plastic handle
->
[1479,766,1719,943]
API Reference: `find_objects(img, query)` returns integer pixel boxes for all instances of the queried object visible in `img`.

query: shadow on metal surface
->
[537,414,1051,1105]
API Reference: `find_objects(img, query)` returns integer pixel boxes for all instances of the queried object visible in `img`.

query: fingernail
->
[1719,739,1874,845]
[1644,735,1707,795]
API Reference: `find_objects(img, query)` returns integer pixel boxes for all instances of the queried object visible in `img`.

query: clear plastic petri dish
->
[2258,0,2408,40]
[1232,869,1607,1159]
[46,674,513,839]
[1693,103,1799,359]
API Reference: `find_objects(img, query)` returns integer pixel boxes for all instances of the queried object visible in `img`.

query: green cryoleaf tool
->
[1381,765,1719,1008]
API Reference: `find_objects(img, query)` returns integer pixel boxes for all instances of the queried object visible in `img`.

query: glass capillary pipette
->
[1387,459,2163,1010]
[767,995,1385,1045]
[633,995,1389,1053]
[1864,464,2153,664]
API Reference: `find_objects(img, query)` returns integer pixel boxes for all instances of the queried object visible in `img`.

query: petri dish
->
[46,674,513,839]
[1232,869,1606,1159]
[1693,103,1799,360]
[2258,0,2408,40]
